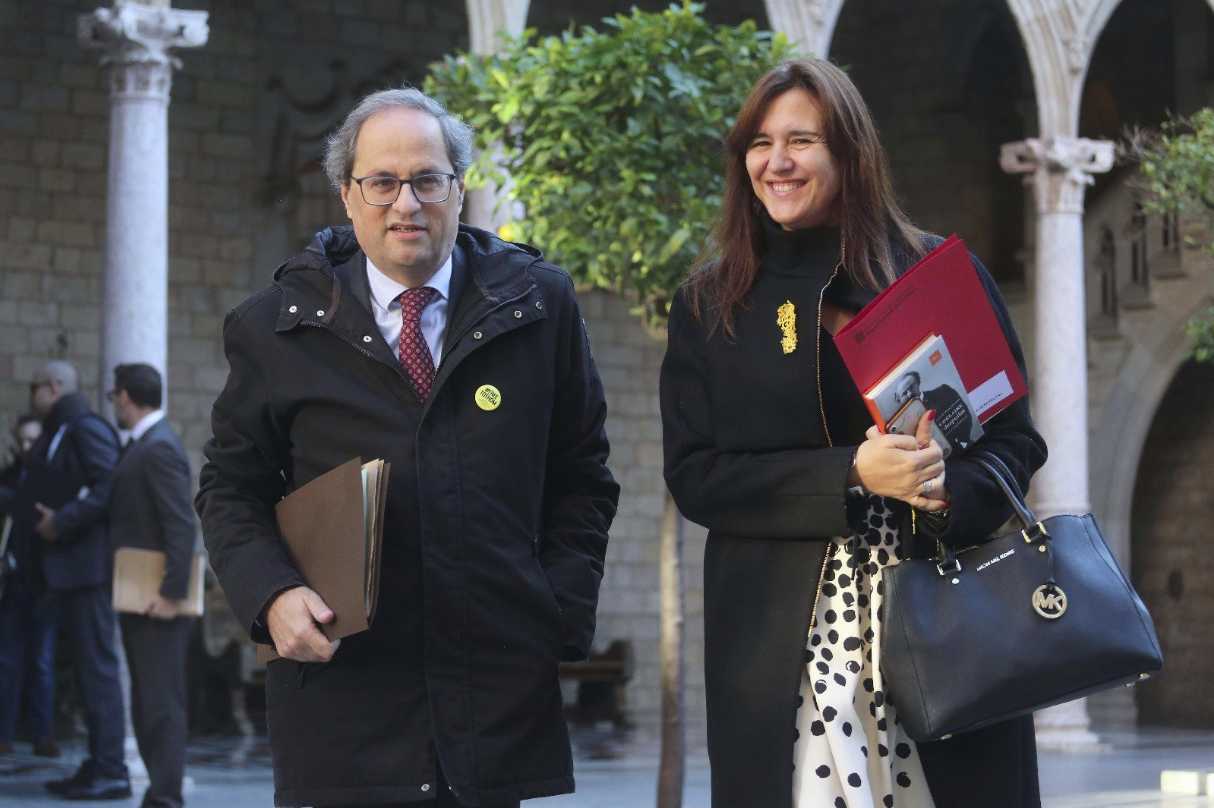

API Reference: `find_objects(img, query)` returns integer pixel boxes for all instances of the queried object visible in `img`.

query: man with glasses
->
[18,361,129,799]
[197,88,618,808]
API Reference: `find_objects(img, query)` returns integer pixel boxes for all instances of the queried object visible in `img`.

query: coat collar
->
[272,224,542,337]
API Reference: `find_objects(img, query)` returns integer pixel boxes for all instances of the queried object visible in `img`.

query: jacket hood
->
[272,223,543,283]
[270,223,545,332]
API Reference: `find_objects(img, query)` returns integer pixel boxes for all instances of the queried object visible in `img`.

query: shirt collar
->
[129,409,165,442]
[365,254,453,312]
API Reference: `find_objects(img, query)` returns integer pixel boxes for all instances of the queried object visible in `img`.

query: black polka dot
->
[823,583,838,597]
[828,630,839,644]
[815,680,827,695]
[834,673,847,686]
[842,721,852,736]
[863,678,874,692]
[793,728,800,741]
[816,661,829,675]
[843,637,861,652]
[816,765,831,778]
[810,634,822,647]
[877,549,890,565]
[796,695,804,707]
[861,745,868,757]
[846,661,861,674]
[821,647,834,661]
[822,706,837,721]
[884,796,894,807]
[877,717,887,731]
[811,720,825,736]
[858,594,869,608]
[824,610,837,624]
[897,772,912,788]
[830,559,843,571]
[835,798,847,808]
[878,743,889,757]
[843,609,856,622]
[874,691,885,707]
[842,591,855,606]
[896,743,911,759]
[839,574,852,587]
[847,773,862,788]
[805,649,815,663]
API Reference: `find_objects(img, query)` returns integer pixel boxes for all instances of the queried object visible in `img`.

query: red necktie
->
[397,287,438,402]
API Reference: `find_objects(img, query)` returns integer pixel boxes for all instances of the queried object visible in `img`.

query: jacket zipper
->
[807,263,843,633]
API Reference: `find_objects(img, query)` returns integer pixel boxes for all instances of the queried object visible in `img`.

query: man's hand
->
[265,586,340,663]
[34,504,57,540]
[145,594,181,620]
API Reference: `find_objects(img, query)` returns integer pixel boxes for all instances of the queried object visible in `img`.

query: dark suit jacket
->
[108,418,197,600]
[14,393,119,592]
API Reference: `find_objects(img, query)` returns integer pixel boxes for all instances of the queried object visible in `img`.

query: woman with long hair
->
[660,58,1047,808]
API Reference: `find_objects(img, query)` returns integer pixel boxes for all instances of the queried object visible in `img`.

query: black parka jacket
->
[661,238,1047,808]
[196,224,619,807]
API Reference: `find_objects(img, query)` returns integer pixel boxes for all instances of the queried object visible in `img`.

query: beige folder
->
[112,548,205,617]
[258,457,390,663]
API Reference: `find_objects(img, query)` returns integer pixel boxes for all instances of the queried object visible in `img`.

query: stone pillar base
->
[1034,699,1105,750]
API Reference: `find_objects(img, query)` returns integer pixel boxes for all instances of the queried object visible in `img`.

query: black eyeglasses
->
[349,173,458,206]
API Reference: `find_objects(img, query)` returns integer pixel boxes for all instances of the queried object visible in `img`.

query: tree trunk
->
[656,489,685,808]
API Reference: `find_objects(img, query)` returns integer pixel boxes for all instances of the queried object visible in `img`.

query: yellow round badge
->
[475,385,502,411]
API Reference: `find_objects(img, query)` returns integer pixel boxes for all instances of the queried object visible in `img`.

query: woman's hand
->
[851,412,948,512]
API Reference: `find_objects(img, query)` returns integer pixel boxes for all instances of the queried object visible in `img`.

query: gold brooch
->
[777,300,797,354]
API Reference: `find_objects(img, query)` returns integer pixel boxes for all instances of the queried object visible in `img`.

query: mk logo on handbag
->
[1032,583,1068,619]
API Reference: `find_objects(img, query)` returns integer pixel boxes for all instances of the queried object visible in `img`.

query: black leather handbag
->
[880,452,1163,742]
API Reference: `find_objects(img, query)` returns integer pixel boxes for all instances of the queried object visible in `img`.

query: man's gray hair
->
[42,360,78,393]
[322,87,475,193]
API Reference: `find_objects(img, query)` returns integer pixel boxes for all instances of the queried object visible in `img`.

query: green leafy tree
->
[426,0,792,324]
[428,6,794,806]
[1135,108,1214,362]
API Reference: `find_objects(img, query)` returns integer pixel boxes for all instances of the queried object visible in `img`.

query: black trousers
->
[120,613,195,808]
[57,585,127,780]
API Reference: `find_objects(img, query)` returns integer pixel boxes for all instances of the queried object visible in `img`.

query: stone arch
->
[1090,287,1214,572]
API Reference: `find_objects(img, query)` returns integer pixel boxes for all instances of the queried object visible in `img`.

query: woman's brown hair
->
[685,58,925,337]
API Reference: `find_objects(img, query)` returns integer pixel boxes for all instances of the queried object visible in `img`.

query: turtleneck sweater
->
[710,215,868,452]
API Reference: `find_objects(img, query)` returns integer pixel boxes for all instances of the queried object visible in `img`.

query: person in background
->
[0,414,61,758]
[19,360,129,800]
[660,59,1046,808]
[108,363,198,808]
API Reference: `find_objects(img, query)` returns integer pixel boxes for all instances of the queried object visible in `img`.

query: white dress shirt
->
[129,409,166,442]
[366,255,453,366]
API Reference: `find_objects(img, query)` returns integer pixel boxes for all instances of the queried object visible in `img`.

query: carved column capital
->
[78,1,208,99]
[1000,137,1114,214]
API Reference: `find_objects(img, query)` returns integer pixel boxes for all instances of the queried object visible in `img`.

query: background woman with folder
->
[660,58,1047,808]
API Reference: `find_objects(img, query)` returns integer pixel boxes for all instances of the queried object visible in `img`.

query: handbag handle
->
[928,452,1047,577]
[969,452,1048,544]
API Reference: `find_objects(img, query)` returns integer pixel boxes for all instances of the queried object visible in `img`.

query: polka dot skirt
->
[793,495,935,808]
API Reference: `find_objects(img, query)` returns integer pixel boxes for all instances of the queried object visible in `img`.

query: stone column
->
[1001,136,1114,748]
[77,0,208,411]
[463,0,530,231]
[763,0,845,57]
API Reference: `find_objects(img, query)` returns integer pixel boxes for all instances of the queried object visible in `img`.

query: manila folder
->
[112,548,205,617]
[259,457,389,663]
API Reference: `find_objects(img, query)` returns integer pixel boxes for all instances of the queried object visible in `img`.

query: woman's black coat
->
[660,239,1047,808]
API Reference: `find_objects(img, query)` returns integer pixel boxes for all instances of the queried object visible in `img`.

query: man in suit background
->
[22,360,130,800]
[108,363,198,808]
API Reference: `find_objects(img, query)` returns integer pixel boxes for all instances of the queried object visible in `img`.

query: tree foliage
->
[426,1,793,323]
[1132,108,1214,363]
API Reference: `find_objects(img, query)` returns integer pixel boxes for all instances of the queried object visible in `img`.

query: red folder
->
[833,236,1026,423]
